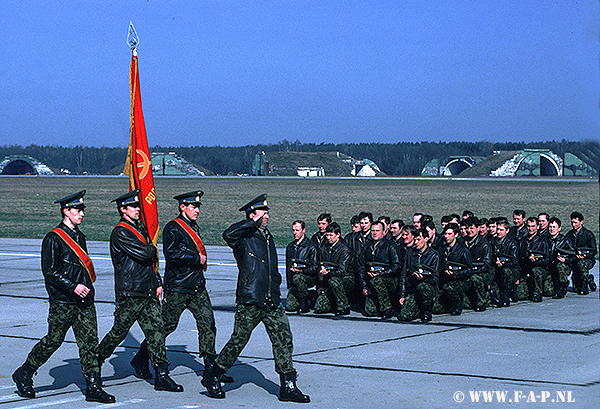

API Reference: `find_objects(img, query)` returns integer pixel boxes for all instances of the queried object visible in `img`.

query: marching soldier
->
[131,191,233,383]
[285,220,319,313]
[98,190,183,392]
[202,194,309,402]
[565,212,597,295]
[547,217,575,299]
[12,191,115,403]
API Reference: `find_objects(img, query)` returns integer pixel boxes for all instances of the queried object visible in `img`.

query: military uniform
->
[314,238,353,315]
[359,237,401,318]
[98,190,182,392]
[12,191,114,403]
[132,192,224,381]
[285,236,319,312]
[464,235,493,311]
[399,246,440,322]
[202,194,309,402]
[565,226,597,295]
[492,235,520,306]
[436,241,473,315]
[518,233,550,302]
[548,233,574,299]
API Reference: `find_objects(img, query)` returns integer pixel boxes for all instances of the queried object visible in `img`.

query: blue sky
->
[1,1,598,147]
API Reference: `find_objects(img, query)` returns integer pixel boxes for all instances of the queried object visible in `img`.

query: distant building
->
[0,155,54,175]
[151,152,209,176]
[297,167,325,177]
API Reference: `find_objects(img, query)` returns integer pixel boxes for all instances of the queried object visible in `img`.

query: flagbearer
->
[12,190,115,403]
[98,189,183,392]
[131,191,233,383]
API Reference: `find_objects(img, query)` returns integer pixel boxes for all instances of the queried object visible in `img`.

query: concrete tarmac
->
[0,238,598,408]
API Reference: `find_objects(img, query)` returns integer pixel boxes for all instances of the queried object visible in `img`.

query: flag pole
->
[124,22,160,246]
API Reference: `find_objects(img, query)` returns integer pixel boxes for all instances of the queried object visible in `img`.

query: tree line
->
[1,140,598,176]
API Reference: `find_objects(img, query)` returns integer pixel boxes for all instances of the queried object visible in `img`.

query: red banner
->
[124,54,159,245]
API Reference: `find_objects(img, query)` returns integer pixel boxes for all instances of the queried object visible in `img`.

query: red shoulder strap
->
[51,228,96,282]
[173,218,207,271]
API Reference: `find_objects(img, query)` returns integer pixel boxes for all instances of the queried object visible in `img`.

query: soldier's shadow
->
[102,333,202,385]
[42,358,86,395]
[198,362,280,398]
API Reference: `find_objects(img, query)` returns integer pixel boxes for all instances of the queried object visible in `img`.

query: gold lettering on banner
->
[145,188,156,205]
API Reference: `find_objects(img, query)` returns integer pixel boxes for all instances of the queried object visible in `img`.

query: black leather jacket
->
[519,234,549,270]
[110,218,161,300]
[358,238,401,288]
[566,227,598,262]
[548,233,575,266]
[163,215,206,294]
[320,239,352,277]
[285,236,319,288]
[464,235,493,279]
[441,241,473,283]
[223,218,281,308]
[42,222,94,305]
[493,236,520,273]
[401,246,440,297]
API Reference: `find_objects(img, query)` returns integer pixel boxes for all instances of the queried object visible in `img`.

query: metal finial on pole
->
[127,21,139,51]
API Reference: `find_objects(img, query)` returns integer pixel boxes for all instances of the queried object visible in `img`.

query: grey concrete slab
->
[0,238,599,408]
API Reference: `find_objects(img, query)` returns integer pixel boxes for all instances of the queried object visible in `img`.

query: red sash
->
[173,218,207,271]
[51,228,96,282]
[116,222,159,273]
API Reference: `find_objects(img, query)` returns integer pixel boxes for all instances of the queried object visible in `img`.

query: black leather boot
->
[279,372,310,403]
[587,275,596,292]
[203,355,233,383]
[201,362,225,399]
[131,340,152,379]
[12,362,36,398]
[154,364,183,392]
[84,372,115,403]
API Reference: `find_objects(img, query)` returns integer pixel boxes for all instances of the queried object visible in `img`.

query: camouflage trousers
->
[434,279,470,313]
[286,273,317,312]
[162,289,217,357]
[364,276,398,316]
[399,282,436,321]
[572,259,595,291]
[549,262,571,287]
[494,266,517,296]
[517,267,552,299]
[314,275,355,313]
[466,272,493,309]
[98,297,168,367]
[215,303,294,375]
[26,303,100,375]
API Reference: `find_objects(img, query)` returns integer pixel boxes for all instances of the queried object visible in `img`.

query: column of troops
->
[12,190,309,404]
[285,210,597,322]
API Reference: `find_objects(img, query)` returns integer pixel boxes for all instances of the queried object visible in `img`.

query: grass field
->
[0,176,597,248]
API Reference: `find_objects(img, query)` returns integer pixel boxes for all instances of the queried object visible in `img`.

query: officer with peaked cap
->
[202,194,310,403]
[131,191,233,384]
[98,189,183,393]
[13,190,115,403]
